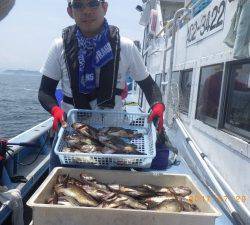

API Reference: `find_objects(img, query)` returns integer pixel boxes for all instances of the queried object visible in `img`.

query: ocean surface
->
[0,70,50,139]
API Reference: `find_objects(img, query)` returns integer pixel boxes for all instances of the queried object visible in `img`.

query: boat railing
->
[5,118,52,159]
[156,0,218,38]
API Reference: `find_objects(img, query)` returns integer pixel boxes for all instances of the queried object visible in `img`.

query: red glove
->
[121,83,128,100]
[148,103,165,132]
[51,106,66,131]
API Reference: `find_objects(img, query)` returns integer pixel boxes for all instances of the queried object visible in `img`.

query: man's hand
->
[121,83,128,100]
[51,106,67,131]
[148,103,165,132]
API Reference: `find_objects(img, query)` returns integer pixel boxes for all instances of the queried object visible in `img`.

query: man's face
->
[68,0,108,37]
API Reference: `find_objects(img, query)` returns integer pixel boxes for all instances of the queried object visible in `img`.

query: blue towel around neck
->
[76,19,114,94]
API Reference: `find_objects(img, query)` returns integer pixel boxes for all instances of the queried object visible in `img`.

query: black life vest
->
[62,25,121,109]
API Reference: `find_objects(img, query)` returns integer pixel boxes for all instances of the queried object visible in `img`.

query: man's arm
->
[124,39,163,107]
[125,39,165,131]
[136,75,163,108]
[38,75,59,113]
[38,38,67,130]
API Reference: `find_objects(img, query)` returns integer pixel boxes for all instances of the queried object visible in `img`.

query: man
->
[38,0,165,168]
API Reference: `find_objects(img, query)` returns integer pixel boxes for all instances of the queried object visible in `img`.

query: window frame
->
[155,73,163,90]
[223,59,250,140]
[179,69,193,115]
[195,63,224,128]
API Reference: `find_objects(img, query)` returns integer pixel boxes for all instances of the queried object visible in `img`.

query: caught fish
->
[72,123,99,139]
[62,147,73,153]
[79,173,96,183]
[108,184,152,198]
[65,124,144,156]
[118,194,147,210]
[81,185,111,201]
[141,184,192,197]
[99,135,142,155]
[57,196,80,206]
[49,174,199,213]
[67,177,112,201]
[98,195,128,209]
[99,194,147,210]
[65,134,103,147]
[151,199,183,212]
[80,173,109,191]
[81,137,104,147]
[99,127,143,139]
[171,186,192,197]
[64,134,83,146]
[115,205,134,209]
[46,192,58,205]
[75,145,103,153]
[62,147,84,154]
[144,196,176,209]
[64,145,116,155]
[55,184,98,207]
[57,174,70,187]
[100,147,116,154]
[179,198,200,212]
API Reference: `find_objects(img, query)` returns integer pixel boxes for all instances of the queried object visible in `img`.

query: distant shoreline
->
[0,69,40,76]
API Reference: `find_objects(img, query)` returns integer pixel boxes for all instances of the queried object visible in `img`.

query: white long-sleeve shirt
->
[40,36,149,112]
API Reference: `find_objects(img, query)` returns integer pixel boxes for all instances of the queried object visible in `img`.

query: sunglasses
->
[69,0,104,10]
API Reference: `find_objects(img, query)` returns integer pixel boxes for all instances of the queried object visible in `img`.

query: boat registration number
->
[187,0,226,46]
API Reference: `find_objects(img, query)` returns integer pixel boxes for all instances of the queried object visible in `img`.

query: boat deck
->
[27,157,233,225]
[1,97,234,225]
[155,158,233,225]
[124,94,233,225]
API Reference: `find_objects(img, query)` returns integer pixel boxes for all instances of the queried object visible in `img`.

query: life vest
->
[62,25,122,109]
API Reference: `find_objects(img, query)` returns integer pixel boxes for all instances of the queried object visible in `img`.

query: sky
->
[0,0,144,70]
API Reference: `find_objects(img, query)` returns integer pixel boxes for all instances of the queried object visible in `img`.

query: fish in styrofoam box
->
[27,167,221,225]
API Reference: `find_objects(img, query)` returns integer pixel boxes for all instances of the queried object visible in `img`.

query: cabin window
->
[225,61,250,139]
[171,71,192,115]
[171,71,180,83]
[179,70,193,114]
[196,64,223,127]
[155,74,162,89]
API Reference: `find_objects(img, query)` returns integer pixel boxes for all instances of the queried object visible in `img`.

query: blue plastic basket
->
[54,109,156,168]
